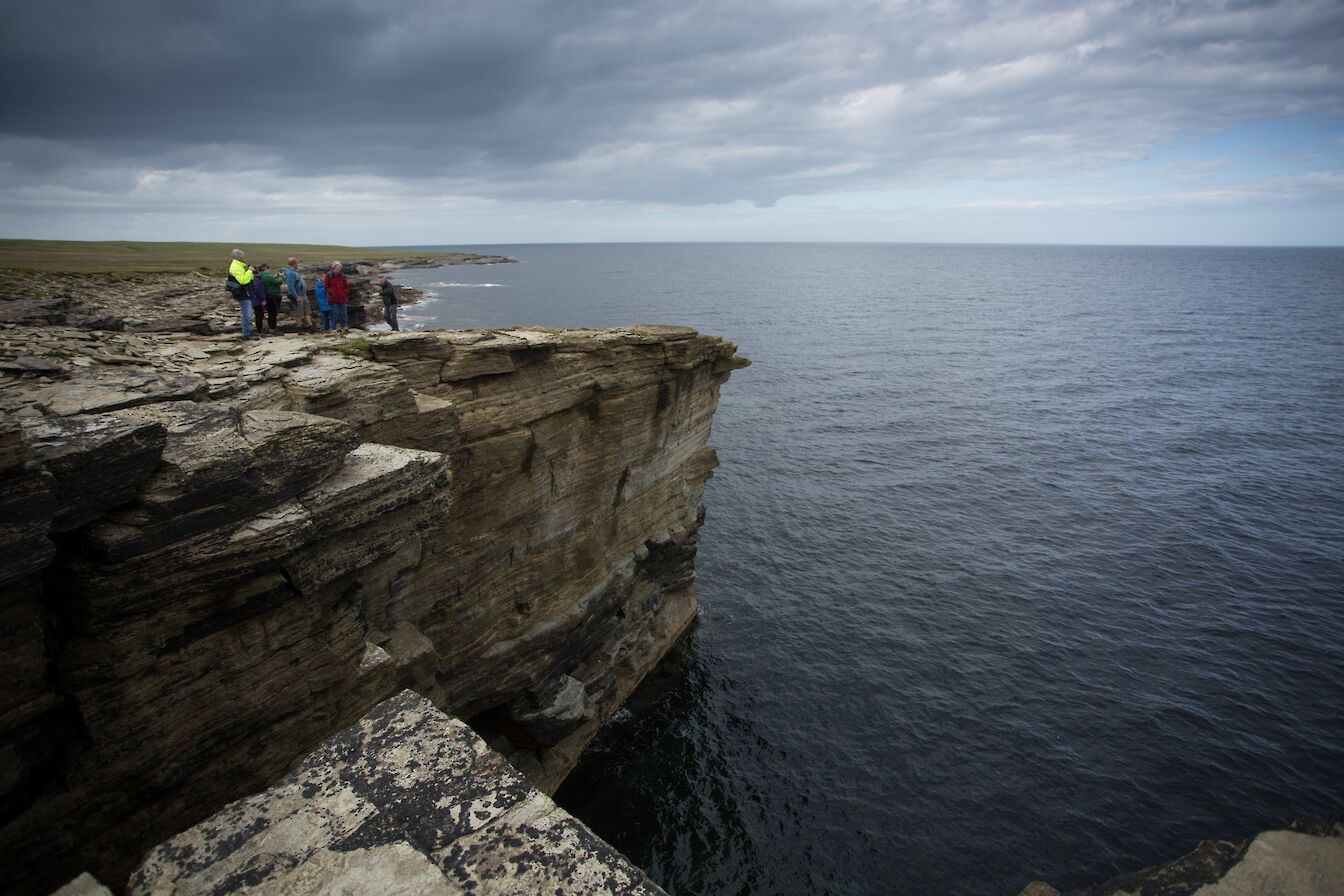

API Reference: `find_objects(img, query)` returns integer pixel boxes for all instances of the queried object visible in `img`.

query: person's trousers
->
[320,310,334,330]
[236,298,252,336]
[331,303,349,329]
[384,301,399,331]
[264,295,279,329]
[252,302,265,331]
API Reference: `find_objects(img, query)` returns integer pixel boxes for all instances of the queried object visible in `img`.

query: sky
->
[1,0,1342,246]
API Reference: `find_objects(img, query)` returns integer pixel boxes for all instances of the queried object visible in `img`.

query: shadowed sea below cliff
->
[391,243,1344,896]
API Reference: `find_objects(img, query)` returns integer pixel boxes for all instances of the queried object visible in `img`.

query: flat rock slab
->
[126,319,214,336]
[37,367,209,417]
[1197,830,1344,896]
[128,690,663,896]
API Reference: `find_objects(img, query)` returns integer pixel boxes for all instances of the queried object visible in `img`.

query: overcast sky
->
[2,0,1342,245]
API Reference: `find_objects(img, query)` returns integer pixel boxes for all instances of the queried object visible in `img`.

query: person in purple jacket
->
[249,268,269,335]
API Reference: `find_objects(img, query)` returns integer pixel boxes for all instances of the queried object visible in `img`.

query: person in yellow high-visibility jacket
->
[227,249,257,338]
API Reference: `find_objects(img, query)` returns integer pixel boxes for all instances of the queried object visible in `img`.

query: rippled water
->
[394,244,1344,896]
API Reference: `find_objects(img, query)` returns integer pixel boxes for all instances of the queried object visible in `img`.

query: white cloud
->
[0,0,1340,242]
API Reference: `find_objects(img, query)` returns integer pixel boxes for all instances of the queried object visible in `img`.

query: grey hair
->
[331,261,342,270]
[231,248,245,259]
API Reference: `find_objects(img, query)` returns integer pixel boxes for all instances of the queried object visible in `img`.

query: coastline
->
[0,249,745,893]
[5,245,1338,896]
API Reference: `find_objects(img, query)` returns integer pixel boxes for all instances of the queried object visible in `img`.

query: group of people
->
[225,249,401,339]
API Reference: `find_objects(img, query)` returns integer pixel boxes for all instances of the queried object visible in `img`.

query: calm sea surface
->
[392,244,1344,896]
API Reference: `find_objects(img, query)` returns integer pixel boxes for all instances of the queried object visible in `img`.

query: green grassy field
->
[0,239,476,273]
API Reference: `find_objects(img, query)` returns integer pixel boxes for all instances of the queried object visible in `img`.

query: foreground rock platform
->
[0,319,746,894]
[128,691,664,896]
[1018,815,1344,896]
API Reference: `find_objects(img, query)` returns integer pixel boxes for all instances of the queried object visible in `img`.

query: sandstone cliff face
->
[0,322,745,894]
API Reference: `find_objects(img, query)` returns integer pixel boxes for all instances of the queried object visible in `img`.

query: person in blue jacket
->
[283,257,311,330]
[313,272,333,331]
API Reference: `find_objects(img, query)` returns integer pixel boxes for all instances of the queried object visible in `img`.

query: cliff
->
[0,316,745,893]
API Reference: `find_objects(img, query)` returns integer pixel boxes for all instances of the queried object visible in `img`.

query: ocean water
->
[392,244,1344,896]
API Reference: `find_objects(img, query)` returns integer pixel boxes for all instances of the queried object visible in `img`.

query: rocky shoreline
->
[1019,815,1344,896]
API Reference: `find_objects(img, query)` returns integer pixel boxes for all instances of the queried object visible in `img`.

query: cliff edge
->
[0,318,746,893]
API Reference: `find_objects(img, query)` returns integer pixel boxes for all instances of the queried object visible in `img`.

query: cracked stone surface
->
[128,691,664,896]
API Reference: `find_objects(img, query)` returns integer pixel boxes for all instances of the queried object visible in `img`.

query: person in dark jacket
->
[249,268,269,335]
[258,263,284,332]
[323,261,350,333]
[378,275,400,331]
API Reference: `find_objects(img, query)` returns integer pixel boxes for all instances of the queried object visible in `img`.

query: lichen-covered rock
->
[128,691,664,896]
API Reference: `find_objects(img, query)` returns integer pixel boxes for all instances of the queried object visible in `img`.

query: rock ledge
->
[128,691,664,896]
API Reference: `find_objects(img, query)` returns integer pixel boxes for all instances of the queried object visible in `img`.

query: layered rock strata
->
[0,320,745,894]
[128,690,664,896]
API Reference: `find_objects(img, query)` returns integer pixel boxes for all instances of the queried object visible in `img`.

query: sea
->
[388,243,1344,896]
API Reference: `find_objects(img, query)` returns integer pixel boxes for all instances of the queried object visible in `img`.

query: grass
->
[0,239,481,274]
[327,336,374,359]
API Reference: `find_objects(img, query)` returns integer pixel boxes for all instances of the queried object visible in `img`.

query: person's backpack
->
[225,275,244,298]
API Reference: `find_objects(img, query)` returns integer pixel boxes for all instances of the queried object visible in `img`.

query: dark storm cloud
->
[3,0,1343,208]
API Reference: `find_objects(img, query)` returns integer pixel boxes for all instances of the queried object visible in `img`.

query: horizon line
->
[3,236,1341,251]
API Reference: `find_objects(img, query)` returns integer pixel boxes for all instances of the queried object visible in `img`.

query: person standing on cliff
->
[258,263,284,333]
[323,261,350,333]
[248,263,269,335]
[283,257,312,331]
[377,275,400,332]
[314,269,333,331]
[226,249,257,338]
